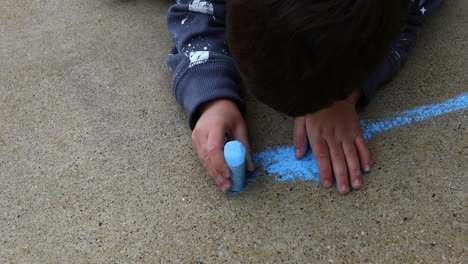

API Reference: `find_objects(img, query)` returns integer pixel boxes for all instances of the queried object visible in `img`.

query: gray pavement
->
[1,0,466,263]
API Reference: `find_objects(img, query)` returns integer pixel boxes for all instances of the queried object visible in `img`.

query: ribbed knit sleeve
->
[166,0,242,129]
[361,0,443,102]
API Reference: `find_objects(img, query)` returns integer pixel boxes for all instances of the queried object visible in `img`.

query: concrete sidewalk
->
[1,0,466,263]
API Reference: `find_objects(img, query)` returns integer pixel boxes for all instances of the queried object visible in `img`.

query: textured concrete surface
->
[0,0,466,263]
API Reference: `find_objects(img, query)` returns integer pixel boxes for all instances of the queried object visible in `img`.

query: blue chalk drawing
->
[253,146,321,182]
[360,93,468,141]
[253,93,468,182]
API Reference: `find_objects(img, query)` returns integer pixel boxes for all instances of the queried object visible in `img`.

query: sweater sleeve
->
[360,0,443,102]
[166,0,242,129]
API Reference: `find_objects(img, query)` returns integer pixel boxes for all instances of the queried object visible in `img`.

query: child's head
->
[227,0,410,116]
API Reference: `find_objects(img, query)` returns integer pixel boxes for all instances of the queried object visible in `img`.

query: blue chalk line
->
[253,93,468,182]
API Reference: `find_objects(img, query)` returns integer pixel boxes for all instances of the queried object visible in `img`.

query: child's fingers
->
[293,117,308,159]
[328,141,350,195]
[311,138,333,189]
[355,135,371,172]
[204,128,232,192]
[192,129,209,172]
[233,124,255,171]
[194,131,223,187]
[342,141,363,190]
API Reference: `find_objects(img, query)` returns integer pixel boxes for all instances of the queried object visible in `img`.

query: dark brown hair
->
[227,0,410,116]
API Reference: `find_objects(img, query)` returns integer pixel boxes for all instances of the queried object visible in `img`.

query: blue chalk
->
[224,141,247,194]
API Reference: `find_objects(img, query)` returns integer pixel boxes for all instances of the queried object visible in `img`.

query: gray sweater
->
[166,0,442,129]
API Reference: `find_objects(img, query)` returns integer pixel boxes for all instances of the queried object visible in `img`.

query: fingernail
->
[221,183,231,193]
[217,175,224,183]
[364,167,371,173]
[340,185,349,194]
[323,180,332,188]
[353,180,362,189]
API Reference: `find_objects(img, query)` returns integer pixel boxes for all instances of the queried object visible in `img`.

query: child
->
[166,0,442,194]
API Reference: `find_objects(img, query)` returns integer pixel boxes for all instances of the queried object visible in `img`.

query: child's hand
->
[192,99,254,193]
[293,92,371,195]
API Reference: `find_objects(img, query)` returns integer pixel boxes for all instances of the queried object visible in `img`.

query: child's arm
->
[361,0,443,101]
[166,1,253,192]
[166,0,242,129]
[293,0,442,195]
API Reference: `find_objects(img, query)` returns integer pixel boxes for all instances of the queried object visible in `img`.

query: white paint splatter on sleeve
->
[181,15,189,25]
[188,0,214,15]
[188,51,210,68]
